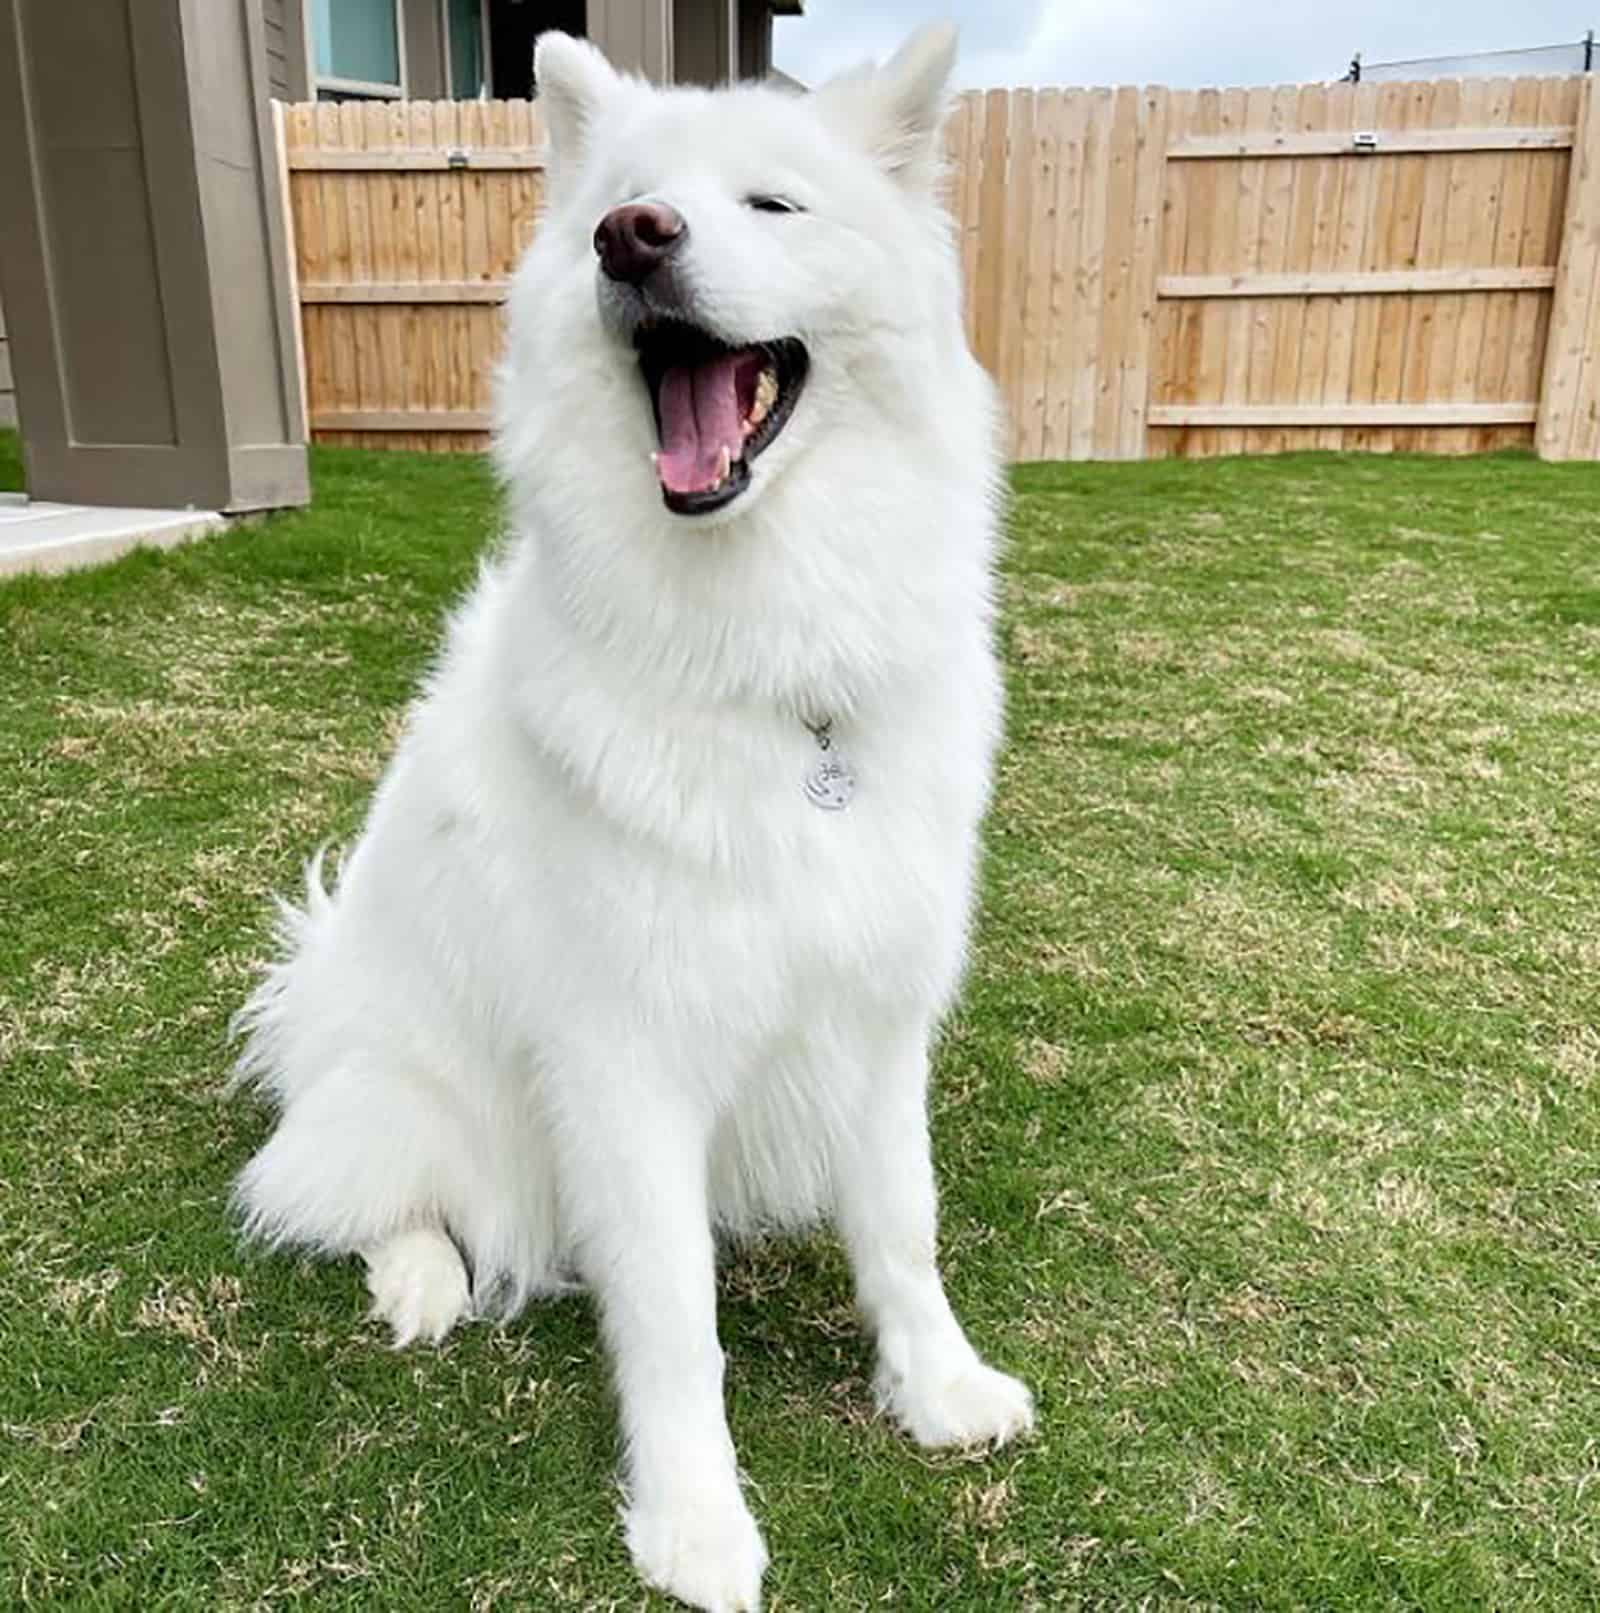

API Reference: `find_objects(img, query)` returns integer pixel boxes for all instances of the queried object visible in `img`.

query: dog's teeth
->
[748,368,779,429]
[715,445,732,483]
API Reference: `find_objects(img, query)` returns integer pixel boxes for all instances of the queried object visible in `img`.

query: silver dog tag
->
[803,720,855,811]
[804,753,856,811]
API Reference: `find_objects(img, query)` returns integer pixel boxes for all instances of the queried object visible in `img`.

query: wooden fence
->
[277,72,1600,461]
[276,99,542,452]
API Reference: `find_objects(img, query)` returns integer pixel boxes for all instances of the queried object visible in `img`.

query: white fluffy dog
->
[234,23,1031,1610]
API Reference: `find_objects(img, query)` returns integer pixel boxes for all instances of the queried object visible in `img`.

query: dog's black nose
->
[593,201,687,285]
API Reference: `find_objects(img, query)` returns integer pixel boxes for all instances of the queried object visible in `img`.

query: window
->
[490,2,586,100]
[309,0,405,98]
[445,0,491,99]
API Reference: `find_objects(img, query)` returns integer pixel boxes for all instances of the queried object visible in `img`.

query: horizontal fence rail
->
[275,71,1600,461]
[1167,125,1575,158]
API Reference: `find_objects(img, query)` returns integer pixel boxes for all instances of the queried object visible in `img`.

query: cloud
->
[776,0,1599,90]
[773,0,1048,85]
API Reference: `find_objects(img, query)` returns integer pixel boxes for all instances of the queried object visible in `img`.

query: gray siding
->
[737,0,770,79]
[674,0,734,85]
[263,0,289,97]
[269,1,777,102]
[0,0,307,509]
[401,0,448,98]
[590,0,673,83]
[264,0,308,100]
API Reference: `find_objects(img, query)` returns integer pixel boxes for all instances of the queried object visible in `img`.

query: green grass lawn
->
[5,435,1600,1610]
[0,427,24,492]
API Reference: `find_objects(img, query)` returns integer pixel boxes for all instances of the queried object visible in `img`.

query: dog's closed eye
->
[746,195,804,215]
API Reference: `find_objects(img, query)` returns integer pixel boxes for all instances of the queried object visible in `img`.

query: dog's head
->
[497,25,977,529]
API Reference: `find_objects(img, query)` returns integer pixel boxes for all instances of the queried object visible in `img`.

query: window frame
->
[441,0,493,100]
[304,0,408,101]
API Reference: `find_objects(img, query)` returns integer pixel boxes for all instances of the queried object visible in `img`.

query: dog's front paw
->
[880,1357,1035,1450]
[364,1226,471,1347]
[626,1488,768,1612]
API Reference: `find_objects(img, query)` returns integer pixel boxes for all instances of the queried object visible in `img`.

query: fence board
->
[950,93,984,352]
[996,90,1038,459]
[1480,78,1537,421]
[1119,86,1170,457]
[1288,84,1333,437]
[1329,81,1384,444]
[1187,87,1231,457]
[1228,85,1269,454]
[1069,90,1113,459]
[1016,90,1061,460]
[1249,84,1302,452]
[1041,89,1090,458]
[972,90,1010,386]
[1458,78,1511,446]
[1425,80,1482,446]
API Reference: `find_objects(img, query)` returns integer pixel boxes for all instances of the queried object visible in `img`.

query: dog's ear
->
[534,32,623,178]
[813,23,959,194]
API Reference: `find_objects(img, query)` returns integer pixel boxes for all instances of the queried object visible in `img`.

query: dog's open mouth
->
[635,322,808,515]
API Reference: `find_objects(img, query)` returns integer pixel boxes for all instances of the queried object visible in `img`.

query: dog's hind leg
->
[364,1224,472,1347]
[235,1058,490,1345]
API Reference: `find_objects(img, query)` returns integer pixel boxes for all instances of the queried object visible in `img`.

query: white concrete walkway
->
[0,492,224,578]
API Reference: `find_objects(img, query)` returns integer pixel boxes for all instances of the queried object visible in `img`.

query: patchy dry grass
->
[4,438,1600,1609]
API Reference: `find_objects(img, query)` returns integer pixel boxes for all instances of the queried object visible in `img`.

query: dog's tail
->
[224,844,339,1097]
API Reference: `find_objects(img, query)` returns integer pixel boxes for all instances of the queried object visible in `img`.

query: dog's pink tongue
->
[656,357,744,495]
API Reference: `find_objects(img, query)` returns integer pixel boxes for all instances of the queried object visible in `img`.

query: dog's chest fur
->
[390,564,993,1065]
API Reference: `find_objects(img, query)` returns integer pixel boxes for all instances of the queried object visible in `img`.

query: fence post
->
[1536,73,1600,459]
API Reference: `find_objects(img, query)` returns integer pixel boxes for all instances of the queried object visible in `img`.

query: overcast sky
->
[774,2,1600,91]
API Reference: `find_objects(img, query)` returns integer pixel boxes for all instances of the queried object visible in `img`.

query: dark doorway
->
[491,0,587,99]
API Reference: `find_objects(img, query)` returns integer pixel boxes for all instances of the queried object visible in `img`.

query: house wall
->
[264,0,309,98]
[195,0,309,462]
[737,0,770,78]
[264,0,447,100]
[263,0,291,96]
[589,0,672,82]
[401,0,449,98]
[674,0,733,85]
[0,0,307,508]
[267,2,778,100]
